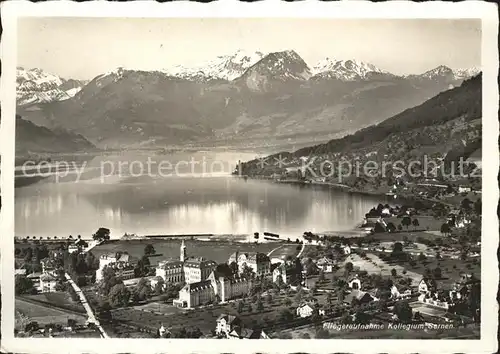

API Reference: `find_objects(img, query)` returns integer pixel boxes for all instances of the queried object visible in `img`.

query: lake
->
[15,151,385,239]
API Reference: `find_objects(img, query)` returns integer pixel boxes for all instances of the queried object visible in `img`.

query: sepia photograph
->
[1,1,498,353]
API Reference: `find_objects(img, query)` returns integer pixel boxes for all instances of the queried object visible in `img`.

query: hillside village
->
[14,190,481,339]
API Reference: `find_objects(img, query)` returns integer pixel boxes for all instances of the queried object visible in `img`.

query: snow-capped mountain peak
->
[312,58,388,81]
[164,50,266,81]
[453,67,481,80]
[419,65,454,79]
[407,65,480,81]
[16,67,86,106]
[244,50,312,81]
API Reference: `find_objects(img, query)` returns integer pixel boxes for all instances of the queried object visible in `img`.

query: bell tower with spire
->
[180,239,186,262]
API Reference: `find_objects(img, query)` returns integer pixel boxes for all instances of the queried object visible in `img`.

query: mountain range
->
[17,67,88,106]
[238,73,482,182]
[11,113,95,158]
[16,50,480,150]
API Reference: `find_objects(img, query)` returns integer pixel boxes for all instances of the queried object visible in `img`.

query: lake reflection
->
[15,151,383,238]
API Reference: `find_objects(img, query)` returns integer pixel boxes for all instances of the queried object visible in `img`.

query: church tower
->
[180,239,186,262]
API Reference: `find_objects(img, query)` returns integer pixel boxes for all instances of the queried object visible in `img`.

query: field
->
[341,249,480,289]
[369,230,444,244]
[400,255,481,288]
[92,239,279,265]
[409,302,448,317]
[111,290,331,336]
[384,215,446,232]
[23,292,86,313]
[15,298,87,329]
[268,243,302,260]
[341,253,424,284]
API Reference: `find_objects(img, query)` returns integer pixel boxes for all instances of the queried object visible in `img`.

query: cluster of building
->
[96,252,135,282]
[215,314,269,339]
[94,240,274,309]
[417,274,480,311]
[172,243,273,308]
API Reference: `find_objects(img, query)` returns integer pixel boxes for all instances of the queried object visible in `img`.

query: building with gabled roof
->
[228,251,271,276]
[272,261,299,285]
[155,240,217,285]
[39,274,57,293]
[40,258,58,276]
[344,290,377,305]
[215,314,241,336]
[173,270,253,309]
[348,275,362,290]
[228,327,269,339]
[315,257,335,273]
[418,277,437,295]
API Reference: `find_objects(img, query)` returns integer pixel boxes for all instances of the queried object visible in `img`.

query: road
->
[65,273,109,338]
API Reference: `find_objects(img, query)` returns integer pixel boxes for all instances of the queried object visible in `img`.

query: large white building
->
[155,240,217,285]
[173,269,253,308]
[96,252,135,282]
[227,251,271,276]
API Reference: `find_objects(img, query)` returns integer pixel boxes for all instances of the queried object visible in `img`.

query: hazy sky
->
[17,18,481,80]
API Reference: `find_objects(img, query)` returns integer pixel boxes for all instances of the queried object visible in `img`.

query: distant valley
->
[16,50,480,151]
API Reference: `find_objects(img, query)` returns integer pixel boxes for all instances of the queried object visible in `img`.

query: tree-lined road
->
[65,273,109,338]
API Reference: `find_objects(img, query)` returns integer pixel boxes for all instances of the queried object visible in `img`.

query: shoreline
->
[238,175,451,208]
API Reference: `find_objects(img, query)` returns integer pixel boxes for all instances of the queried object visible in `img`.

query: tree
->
[85,252,99,272]
[108,283,131,308]
[337,289,345,304]
[135,255,151,278]
[229,261,239,275]
[25,321,39,333]
[354,309,370,324]
[474,198,481,215]
[23,248,33,263]
[154,278,165,295]
[326,292,333,305]
[133,278,152,303]
[279,308,294,322]
[344,262,354,273]
[392,242,403,253]
[257,299,264,312]
[144,244,156,256]
[92,227,110,242]
[284,298,292,307]
[96,300,113,322]
[393,300,413,323]
[432,267,442,279]
[461,198,473,212]
[294,289,304,304]
[401,216,411,229]
[67,318,77,328]
[391,268,397,277]
[397,224,403,232]
[386,222,396,233]
[424,268,432,279]
[319,270,325,282]
[76,275,87,287]
[315,328,330,339]
[241,264,255,279]
[98,266,122,296]
[237,301,245,313]
[440,223,451,236]
[15,276,35,295]
[412,218,420,230]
